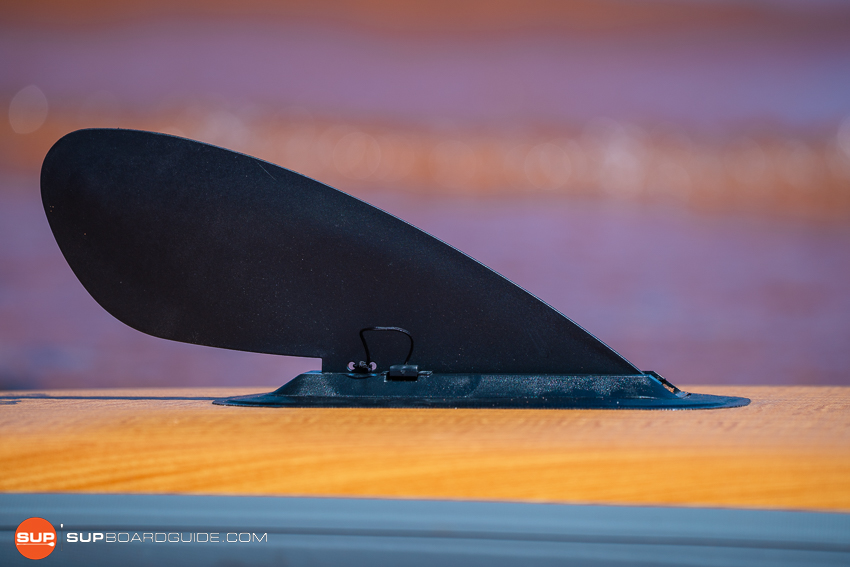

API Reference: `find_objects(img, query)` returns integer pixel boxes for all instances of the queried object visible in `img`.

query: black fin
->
[41,129,749,409]
[41,128,637,375]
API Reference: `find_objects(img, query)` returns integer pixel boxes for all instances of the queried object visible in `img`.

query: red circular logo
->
[15,518,57,560]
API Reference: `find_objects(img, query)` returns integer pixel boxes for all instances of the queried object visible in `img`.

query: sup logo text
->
[15,517,57,560]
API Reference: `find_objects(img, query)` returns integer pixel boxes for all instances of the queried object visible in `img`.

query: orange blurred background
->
[2,0,850,389]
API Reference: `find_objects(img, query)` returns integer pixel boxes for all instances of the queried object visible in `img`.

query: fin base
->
[214,371,750,410]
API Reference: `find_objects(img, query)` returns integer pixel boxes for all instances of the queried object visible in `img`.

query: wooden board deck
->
[2,386,849,512]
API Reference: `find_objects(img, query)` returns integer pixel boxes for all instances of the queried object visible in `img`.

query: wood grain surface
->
[1,386,849,512]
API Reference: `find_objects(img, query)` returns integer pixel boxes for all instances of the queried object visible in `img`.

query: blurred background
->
[1,0,849,390]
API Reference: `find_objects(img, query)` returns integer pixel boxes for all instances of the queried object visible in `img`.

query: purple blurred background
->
[2,0,849,389]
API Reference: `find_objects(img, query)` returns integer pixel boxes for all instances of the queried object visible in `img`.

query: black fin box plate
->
[215,372,749,409]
